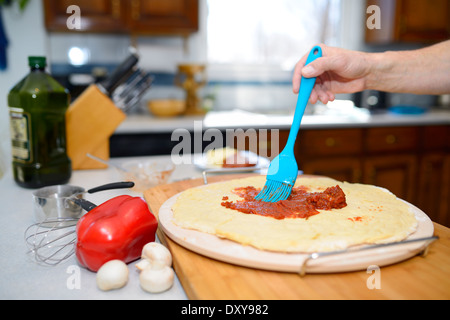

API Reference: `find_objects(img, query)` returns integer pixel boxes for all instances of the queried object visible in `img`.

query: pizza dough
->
[171,176,418,252]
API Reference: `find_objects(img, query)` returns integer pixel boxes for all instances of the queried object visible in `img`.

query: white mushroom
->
[135,242,175,293]
[96,260,129,291]
[135,258,152,271]
[139,261,174,293]
[141,242,172,267]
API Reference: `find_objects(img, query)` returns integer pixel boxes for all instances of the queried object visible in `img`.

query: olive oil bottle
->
[8,56,71,188]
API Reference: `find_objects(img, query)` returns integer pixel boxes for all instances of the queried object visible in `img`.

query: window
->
[207,0,341,73]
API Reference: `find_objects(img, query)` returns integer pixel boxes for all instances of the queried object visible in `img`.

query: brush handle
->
[285,45,322,152]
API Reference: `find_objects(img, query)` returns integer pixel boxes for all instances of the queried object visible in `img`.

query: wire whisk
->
[25,218,78,266]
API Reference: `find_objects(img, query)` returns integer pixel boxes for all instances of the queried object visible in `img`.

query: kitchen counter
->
[0,155,201,300]
[115,108,450,134]
[1,154,449,300]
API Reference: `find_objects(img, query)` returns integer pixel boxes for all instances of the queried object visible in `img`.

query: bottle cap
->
[28,56,47,69]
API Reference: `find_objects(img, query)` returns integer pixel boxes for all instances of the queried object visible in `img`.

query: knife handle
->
[99,52,139,95]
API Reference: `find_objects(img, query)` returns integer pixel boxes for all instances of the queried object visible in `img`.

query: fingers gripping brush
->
[255,46,322,202]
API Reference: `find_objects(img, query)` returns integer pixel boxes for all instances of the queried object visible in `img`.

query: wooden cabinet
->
[44,0,199,35]
[365,0,450,44]
[417,153,450,226]
[297,128,363,183]
[416,125,450,227]
[301,157,362,183]
[297,128,363,182]
[362,154,417,202]
[125,0,198,35]
[394,0,450,43]
[365,126,418,153]
[44,0,127,33]
[299,129,362,157]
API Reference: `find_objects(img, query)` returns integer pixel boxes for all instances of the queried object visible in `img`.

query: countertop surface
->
[115,108,450,134]
[0,155,201,300]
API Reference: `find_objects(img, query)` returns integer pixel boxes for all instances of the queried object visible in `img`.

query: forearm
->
[366,40,450,94]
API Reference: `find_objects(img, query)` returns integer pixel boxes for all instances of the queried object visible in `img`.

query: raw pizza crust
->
[171,176,418,252]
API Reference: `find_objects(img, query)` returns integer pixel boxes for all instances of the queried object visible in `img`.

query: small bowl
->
[147,99,186,117]
[117,160,175,192]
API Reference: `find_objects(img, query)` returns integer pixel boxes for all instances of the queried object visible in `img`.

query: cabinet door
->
[44,0,128,33]
[395,0,450,43]
[126,0,199,35]
[365,0,450,44]
[297,128,363,157]
[417,153,450,227]
[442,156,450,227]
[363,154,417,202]
[301,157,362,183]
[365,126,418,154]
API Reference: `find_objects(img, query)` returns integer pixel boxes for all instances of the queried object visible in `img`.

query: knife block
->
[66,84,126,170]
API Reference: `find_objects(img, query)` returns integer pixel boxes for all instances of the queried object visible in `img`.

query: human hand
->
[292,44,372,104]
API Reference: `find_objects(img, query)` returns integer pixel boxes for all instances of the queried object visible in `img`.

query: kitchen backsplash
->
[51,64,299,114]
[51,59,438,117]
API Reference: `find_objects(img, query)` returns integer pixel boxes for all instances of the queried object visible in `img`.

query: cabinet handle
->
[385,134,397,144]
[325,137,336,147]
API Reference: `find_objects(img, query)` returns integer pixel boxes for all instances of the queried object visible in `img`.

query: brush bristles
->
[255,180,293,202]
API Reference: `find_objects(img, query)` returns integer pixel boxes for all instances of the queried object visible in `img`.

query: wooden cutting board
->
[143,174,450,300]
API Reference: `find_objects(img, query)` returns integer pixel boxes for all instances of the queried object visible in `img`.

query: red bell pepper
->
[75,195,158,272]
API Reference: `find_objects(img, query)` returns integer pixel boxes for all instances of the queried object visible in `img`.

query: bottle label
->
[9,107,32,163]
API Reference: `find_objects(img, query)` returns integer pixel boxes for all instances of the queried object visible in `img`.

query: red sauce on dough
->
[221,185,347,220]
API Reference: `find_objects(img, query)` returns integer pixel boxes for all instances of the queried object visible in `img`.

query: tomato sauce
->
[221,185,347,220]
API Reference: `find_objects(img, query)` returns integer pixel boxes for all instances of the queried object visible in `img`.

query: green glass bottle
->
[8,56,71,188]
